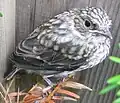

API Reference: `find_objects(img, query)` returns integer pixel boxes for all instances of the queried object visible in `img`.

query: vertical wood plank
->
[16,0,36,43]
[34,0,89,27]
[0,0,15,82]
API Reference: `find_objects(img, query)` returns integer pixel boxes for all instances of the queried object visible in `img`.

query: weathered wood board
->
[0,0,15,81]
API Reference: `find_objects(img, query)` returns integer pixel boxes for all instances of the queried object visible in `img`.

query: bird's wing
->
[11,11,88,71]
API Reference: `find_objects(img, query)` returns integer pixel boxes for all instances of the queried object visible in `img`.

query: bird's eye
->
[93,24,98,30]
[84,20,91,27]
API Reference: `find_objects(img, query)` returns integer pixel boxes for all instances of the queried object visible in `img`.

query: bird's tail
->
[5,67,22,80]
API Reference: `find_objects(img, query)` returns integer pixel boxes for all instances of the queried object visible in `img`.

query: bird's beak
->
[101,29,112,39]
[108,31,112,39]
[89,28,112,39]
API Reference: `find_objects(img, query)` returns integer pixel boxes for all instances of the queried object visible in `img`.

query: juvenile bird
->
[7,7,112,84]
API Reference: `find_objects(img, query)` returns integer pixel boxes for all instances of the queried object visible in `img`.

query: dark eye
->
[93,24,98,30]
[84,20,91,27]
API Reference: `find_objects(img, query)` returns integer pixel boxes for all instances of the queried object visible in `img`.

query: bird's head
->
[74,7,112,39]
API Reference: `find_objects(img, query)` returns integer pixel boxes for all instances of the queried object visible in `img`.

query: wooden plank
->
[0,0,15,82]
[34,0,89,27]
[16,0,36,43]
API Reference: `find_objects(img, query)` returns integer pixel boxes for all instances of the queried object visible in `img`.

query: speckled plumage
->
[8,7,112,79]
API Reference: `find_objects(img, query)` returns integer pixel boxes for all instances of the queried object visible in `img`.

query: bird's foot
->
[43,76,76,103]
[43,75,56,87]
[62,73,75,83]
[68,73,75,79]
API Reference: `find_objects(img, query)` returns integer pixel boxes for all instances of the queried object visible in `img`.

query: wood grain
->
[0,0,15,82]
[15,0,120,103]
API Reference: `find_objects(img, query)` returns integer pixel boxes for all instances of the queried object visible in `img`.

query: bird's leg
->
[43,71,76,86]
[43,72,76,102]
[62,73,74,83]
[61,71,76,83]
[68,72,75,79]
[43,75,55,86]
[44,73,76,102]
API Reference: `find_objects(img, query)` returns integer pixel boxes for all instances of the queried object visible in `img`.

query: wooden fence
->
[0,0,120,103]
[0,0,15,81]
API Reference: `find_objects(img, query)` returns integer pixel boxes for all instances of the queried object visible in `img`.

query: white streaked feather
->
[53,45,59,51]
